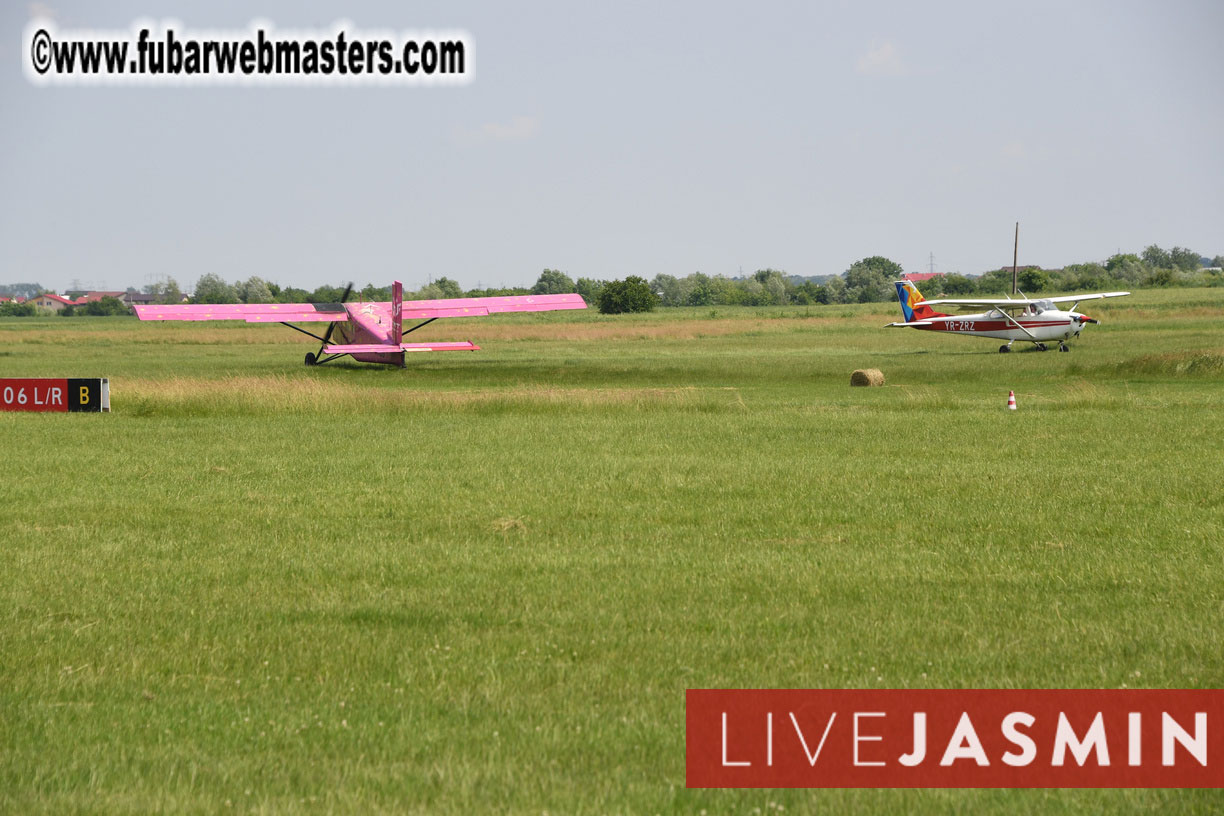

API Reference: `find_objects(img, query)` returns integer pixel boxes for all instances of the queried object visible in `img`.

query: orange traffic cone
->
[1006,390,1017,410]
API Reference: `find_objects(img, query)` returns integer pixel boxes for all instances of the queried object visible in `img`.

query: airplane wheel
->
[999,345,1010,354]
[1036,343,1048,352]
[1059,343,1069,352]
[305,352,317,366]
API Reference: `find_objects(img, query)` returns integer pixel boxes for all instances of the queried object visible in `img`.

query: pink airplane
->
[134,281,587,366]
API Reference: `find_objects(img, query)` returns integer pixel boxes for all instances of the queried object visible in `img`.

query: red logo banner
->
[686,689,1223,788]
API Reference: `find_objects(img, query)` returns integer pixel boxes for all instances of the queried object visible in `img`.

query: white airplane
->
[885,280,1130,352]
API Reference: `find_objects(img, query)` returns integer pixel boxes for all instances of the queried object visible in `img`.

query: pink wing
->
[133,303,347,323]
[135,294,585,323]
[401,306,491,319]
[398,293,586,316]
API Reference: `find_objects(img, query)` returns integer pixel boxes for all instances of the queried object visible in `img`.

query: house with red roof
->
[70,290,157,310]
[29,293,78,312]
[74,291,127,305]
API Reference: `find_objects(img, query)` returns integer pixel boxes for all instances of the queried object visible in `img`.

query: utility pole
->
[1012,222,1020,295]
[929,252,936,276]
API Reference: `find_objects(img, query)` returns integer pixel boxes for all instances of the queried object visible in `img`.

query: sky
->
[2,0,1222,294]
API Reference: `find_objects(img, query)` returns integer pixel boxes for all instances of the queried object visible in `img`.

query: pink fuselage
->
[337,302,404,365]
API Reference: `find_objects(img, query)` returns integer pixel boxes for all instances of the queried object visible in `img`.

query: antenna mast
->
[1012,222,1019,295]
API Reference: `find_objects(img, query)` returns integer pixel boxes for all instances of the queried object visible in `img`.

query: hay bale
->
[850,368,885,387]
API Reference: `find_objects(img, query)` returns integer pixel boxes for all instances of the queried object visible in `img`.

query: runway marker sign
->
[1,378,110,412]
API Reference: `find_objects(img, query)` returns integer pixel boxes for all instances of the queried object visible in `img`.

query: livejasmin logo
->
[719,709,1200,769]
[686,690,1224,788]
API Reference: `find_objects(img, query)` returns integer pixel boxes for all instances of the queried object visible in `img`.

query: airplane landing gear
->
[1059,343,1069,352]
[1035,343,1048,352]
[999,344,1010,353]
[305,352,317,366]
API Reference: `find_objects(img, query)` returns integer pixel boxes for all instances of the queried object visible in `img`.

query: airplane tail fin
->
[894,280,943,322]
[391,280,403,345]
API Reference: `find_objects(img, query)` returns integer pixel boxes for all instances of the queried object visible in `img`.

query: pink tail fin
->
[392,280,403,344]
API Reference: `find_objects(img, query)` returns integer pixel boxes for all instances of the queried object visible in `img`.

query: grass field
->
[2,289,1222,813]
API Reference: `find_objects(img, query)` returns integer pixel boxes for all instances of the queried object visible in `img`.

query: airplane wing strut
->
[996,310,1038,340]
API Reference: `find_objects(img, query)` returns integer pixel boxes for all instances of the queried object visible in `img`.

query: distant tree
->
[597,276,659,314]
[1168,247,1201,272]
[464,286,531,298]
[0,283,45,300]
[1211,255,1224,269]
[1103,254,1146,285]
[1017,267,1051,293]
[146,278,184,304]
[685,273,714,306]
[1060,263,1107,291]
[574,277,606,303]
[1148,267,1175,286]
[1105,253,1142,272]
[1141,245,1172,269]
[845,256,901,302]
[736,276,768,306]
[0,300,37,317]
[531,269,576,295]
[359,283,391,301]
[821,276,848,303]
[974,268,1015,294]
[192,273,238,304]
[939,274,975,295]
[277,287,311,303]
[792,280,824,304]
[413,284,445,300]
[753,269,792,305]
[308,284,348,303]
[69,296,130,316]
[707,274,745,305]
[671,276,697,305]
[161,278,183,304]
[651,273,685,307]
[236,276,274,304]
[433,277,464,299]
[651,274,676,299]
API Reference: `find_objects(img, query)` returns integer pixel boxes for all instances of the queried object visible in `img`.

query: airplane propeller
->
[320,281,355,347]
[305,281,354,366]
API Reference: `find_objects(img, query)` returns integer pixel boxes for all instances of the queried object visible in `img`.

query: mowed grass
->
[1,288,1222,814]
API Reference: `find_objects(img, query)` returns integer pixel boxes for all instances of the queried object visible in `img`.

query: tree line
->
[3,243,1219,318]
[179,242,1220,314]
